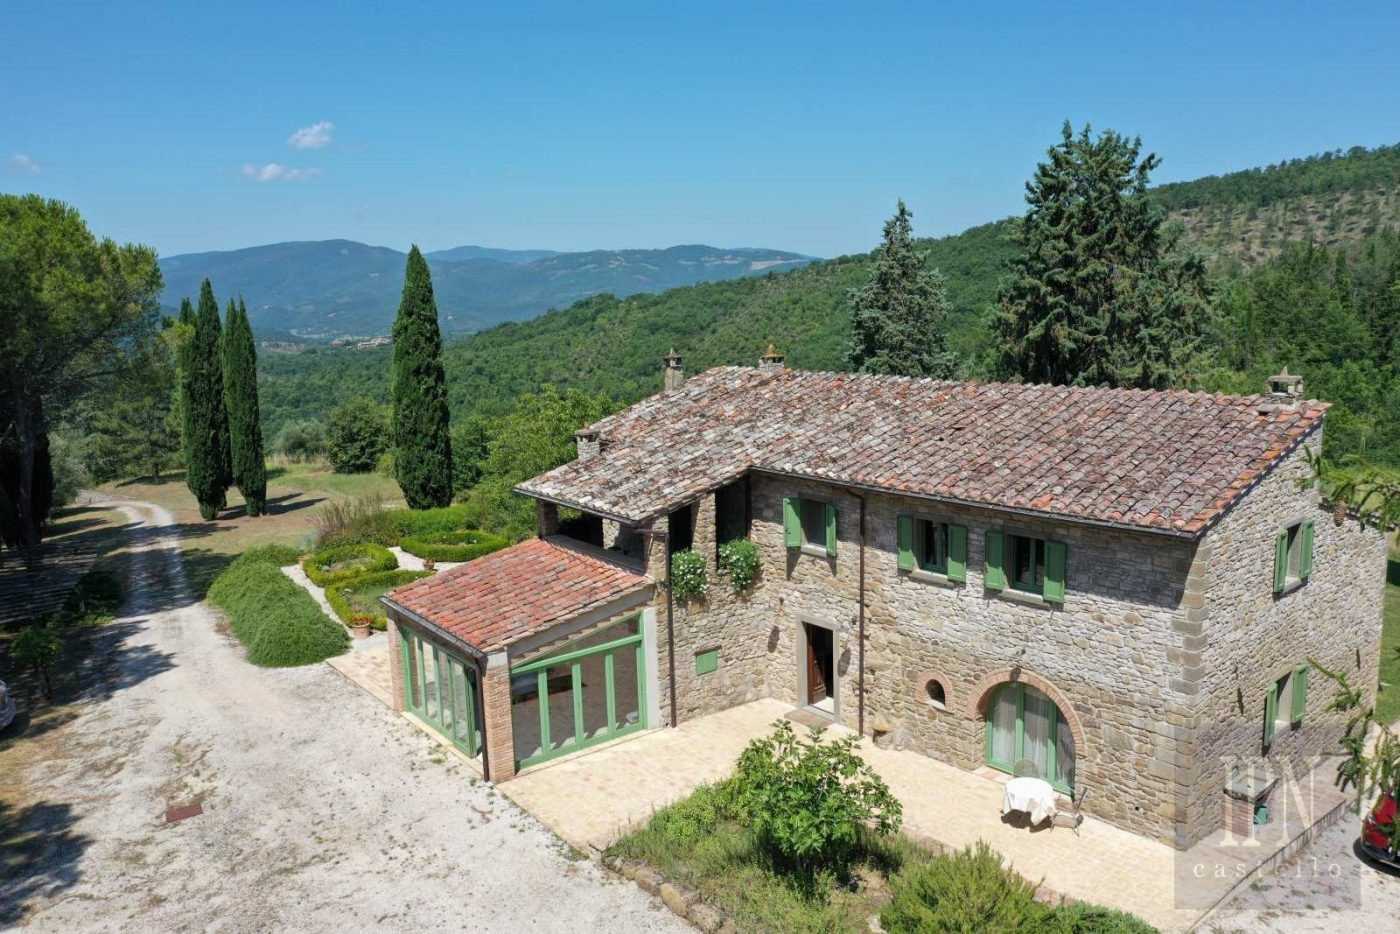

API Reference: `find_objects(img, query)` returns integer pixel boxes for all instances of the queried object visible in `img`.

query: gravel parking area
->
[1204,803,1400,932]
[2,499,685,932]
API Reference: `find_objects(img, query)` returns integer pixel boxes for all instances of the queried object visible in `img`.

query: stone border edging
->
[601,854,736,933]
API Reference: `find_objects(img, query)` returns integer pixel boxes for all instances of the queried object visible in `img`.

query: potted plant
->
[349,613,374,639]
[423,558,437,573]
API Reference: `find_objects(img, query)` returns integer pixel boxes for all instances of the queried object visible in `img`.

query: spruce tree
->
[390,246,453,509]
[223,298,267,516]
[995,122,1209,389]
[184,280,232,520]
[847,200,957,378]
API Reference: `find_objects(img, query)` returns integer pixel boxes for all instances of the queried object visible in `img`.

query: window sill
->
[908,568,960,588]
[991,588,1057,608]
[1275,578,1308,598]
[798,543,832,559]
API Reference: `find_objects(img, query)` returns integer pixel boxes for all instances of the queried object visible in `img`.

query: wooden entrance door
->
[804,623,833,706]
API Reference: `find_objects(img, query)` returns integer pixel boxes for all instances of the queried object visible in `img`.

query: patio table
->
[1002,776,1058,825]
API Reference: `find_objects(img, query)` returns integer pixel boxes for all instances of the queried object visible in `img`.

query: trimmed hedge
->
[325,569,430,630]
[209,548,348,667]
[302,542,397,587]
[399,528,509,563]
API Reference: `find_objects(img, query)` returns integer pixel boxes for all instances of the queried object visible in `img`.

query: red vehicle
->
[1361,792,1400,868]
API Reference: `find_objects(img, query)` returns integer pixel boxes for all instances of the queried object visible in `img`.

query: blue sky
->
[4,1,1398,258]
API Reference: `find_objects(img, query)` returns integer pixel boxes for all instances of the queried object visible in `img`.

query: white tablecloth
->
[1002,776,1058,825]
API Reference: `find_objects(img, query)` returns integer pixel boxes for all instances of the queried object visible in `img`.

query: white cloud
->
[287,120,334,150]
[241,162,321,183]
[8,153,40,175]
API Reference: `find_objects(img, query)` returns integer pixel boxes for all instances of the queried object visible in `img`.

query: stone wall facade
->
[611,432,1386,849]
[1186,434,1388,845]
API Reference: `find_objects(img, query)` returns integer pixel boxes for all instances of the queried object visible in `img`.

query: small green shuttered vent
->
[695,648,719,675]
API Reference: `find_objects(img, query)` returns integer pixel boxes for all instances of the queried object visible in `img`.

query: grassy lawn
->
[609,793,933,933]
[101,461,400,598]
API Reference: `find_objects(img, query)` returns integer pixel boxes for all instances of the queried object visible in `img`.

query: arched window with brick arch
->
[984,682,1075,794]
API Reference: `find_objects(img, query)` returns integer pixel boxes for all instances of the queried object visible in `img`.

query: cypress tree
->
[995,122,1209,389]
[847,200,957,378]
[184,280,232,520]
[223,298,267,516]
[176,297,197,497]
[390,246,453,509]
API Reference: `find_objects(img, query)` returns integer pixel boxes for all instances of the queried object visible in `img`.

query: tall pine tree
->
[391,246,453,509]
[995,122,1209,389]
[184,280,232,520]
[847,200,957,378]
[223,298,267,516]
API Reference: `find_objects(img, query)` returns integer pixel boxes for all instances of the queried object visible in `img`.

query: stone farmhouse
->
[382,350,1388,849]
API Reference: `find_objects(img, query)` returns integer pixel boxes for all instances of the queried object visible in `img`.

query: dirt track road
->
[4,498,684,933]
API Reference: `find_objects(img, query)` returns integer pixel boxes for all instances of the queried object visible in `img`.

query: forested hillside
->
[258,142,1400,467]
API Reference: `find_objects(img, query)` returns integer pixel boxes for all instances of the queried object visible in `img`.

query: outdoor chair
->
[1053,787,1089,835]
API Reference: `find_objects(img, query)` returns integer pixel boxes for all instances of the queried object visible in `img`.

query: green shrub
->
[670,549,707,602]
[313,494,400,547]
[399,528,509,563]
[61,567,124,619]
[325,569,430,629]
[273,419,326,460]
[733,720,902,873]
[717,538,760,592]
[209,550,348,666]
[302,542,397,587]
[13,623,64,697]
[239,543,303,566]
[881,842,1050,934]
[1051,902,1158,933]
[326,396,388,473]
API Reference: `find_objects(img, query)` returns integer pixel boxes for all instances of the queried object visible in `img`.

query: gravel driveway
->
[6,499,686,932]
[1205,802,1400,932]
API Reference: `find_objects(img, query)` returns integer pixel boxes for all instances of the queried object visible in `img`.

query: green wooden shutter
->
[947,525,968,583]
[897,515,915,572]
[984,530,1006,591]
[1300,520,1315,581]
[824,503,838,556]
[1263,682,1278,750]
[1044,540,1068,602]
[783,497,800,548]
[1272,531,1288,594]
[1292,665,1308,724]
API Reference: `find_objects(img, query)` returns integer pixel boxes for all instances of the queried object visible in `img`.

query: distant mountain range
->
[157,241,815,338]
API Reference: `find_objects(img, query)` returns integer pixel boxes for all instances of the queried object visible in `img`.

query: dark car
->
[1361,792,1400,869]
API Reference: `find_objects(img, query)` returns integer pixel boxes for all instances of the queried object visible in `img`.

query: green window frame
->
[983,682,1075,794]
[897,516,968,582]
[510,618,648,770]
[1263,665,1310,752]
[695,648,719,675]
[1273,520,1315,594]
[399,628,480,758]
[984,531,1066,601]
[783,496,837,557]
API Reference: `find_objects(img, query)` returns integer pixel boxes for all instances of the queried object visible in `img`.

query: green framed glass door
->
[984,683,1074,794]
[401,628,480,757]
[509,617,646,769]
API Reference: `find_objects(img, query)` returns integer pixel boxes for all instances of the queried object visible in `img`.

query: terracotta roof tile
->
[517,366,1327,537]
[385,537,650,652]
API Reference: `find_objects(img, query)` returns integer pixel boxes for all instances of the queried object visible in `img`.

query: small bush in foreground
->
[398,528,508,563]
[734,719,902,874]
[13,623,64,698]
[881,842,1158,934]
[302,542,397,587]
[209,550,348,666]
[325,569,430,630]
[61,568,124,618]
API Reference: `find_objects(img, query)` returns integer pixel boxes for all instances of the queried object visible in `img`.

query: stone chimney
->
[575,428,601,461]
[1265,367,1304,410]
[663,348,685,391]
[760,343,786,373]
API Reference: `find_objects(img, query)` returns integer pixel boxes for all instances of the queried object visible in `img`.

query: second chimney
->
[760,343,786,372]
[663,348,685,391]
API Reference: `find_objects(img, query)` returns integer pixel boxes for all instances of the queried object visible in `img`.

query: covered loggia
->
[382,536,656,782]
